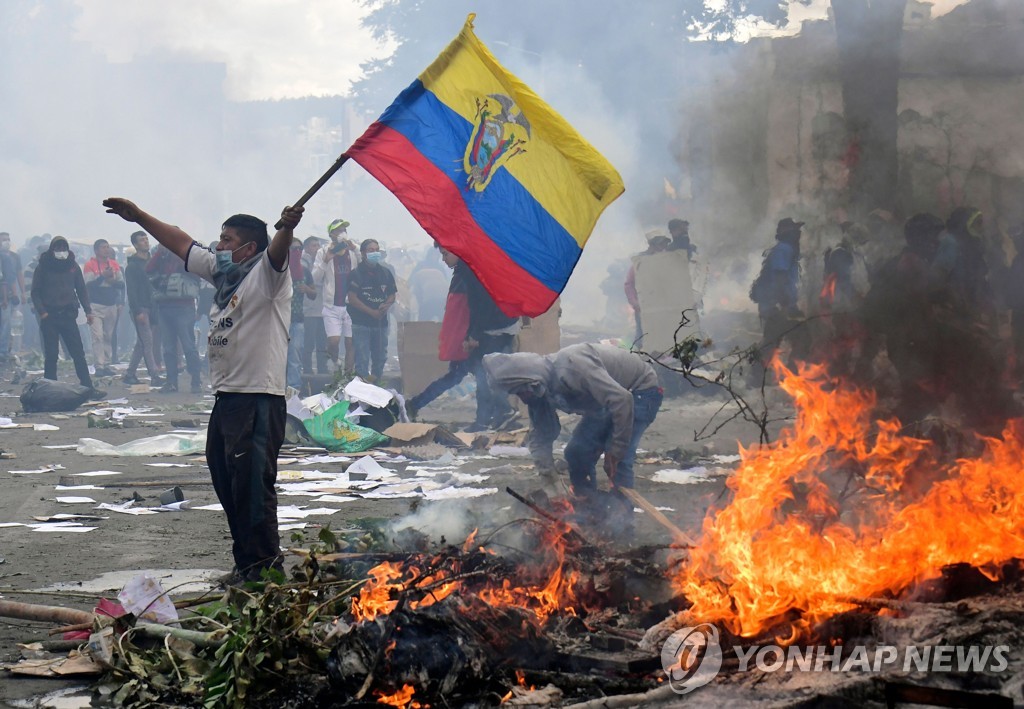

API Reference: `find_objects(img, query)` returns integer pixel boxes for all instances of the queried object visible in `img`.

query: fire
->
[375,683,422,708]
[678,361,1024,641]
[350,521,583,626]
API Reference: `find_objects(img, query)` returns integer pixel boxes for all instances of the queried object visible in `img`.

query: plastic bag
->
[302,400,389,453]
[20,378,93,413]
[78,431,207,457]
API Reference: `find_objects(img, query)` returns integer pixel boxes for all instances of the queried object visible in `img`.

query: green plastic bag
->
[302,400,389,453]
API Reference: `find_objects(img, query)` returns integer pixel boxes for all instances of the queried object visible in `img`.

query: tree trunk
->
[832,0,908,216]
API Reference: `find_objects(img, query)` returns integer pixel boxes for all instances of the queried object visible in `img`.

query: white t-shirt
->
[186,244,292,395]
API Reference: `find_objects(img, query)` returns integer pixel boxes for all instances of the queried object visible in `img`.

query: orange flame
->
[678,361,1024,641]
[375,684,421,708]
[351,524,583,626]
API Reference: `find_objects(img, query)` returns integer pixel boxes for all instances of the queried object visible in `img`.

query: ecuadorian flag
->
[345,14,625,317]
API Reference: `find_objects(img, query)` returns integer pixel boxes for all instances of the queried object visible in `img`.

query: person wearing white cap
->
[313,218,356,375]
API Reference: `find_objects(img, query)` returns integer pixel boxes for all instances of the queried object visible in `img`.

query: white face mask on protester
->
[54,250,69,260]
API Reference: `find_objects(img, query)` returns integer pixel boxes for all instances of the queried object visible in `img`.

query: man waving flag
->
[345,14,625,317]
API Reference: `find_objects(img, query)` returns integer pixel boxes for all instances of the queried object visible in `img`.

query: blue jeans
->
[286,320,304,389]
[564,386,663,490]
[352,323,388,380]
[409,359,472,411]
[468,333,514,425]
[157,303,202,387]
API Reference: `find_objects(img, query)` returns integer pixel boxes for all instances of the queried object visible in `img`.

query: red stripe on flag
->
[346,122,559,318]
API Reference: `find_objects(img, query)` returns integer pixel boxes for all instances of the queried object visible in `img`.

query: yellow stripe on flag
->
[419,15,624,249]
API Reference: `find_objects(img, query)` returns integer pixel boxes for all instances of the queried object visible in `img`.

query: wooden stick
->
[48,621,92,636]
[505,487,590,547]
[0,600,92,625]
[274,153,350,228]
[617,487,697,547]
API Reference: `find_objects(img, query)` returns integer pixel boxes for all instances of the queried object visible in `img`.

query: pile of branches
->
[84,517,670,708]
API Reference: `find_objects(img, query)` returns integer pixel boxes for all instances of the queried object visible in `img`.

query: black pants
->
[207,392,286,578]
[40,311,93,388]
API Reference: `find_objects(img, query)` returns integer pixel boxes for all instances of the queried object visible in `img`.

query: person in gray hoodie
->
[483,343,662,492]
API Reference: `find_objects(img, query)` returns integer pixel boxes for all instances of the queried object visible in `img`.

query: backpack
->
[749,258,771,304]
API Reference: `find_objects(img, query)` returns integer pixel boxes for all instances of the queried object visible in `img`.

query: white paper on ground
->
[423,487,499,500]
[651,467,727,485]
[192,503,224,511]
[310,495,359,503]
[156,501,191,511]
[75,471,123,477]
[488,446,532,458]
[279,522,307,531]
[9,465,66,475]
[295,455,350,464]
[343,377,394,409]
[33,423,60,431]
[42,444,78,450]
[300,393,334,417]
[118,575,178,624]
[0,522,25,528]
[95,502,159,515]
[55,496,97,504]
[0,417,12,426]
[346,456,397,480]
[55,485,105,491]
[277,506,342,520]
[712,454,741,464]
[146,463,193,468]
[31,524,96,533]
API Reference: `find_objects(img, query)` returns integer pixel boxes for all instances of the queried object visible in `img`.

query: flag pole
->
[274,153,350,228]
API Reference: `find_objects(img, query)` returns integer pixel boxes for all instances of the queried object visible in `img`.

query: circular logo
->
[661,623,723,694]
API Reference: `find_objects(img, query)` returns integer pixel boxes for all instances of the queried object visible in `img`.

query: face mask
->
[215,246,245,275]
[365,251,384,265]
[54,250,69,260]
[0,242,9,251]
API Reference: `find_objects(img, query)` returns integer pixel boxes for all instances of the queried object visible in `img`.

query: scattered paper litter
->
[310,495,358,503]
[712,453,741,464]
[277,506,342,520]
[0,522,25,528]
[423,487,498,500]
[192,503,224,512]
[279,522,306,531]
[95,502,159,516]
[145,463,193,468]
[118,575,178,624]
[9,465,65,475]
[651,467,727,485]
[55,485,105,490]
[55,496,97,504]
[488,445,531,458]
[343,377,393,409]
[346,456,397,480]
[33,423,60,431]
[42,444,78,450]
[31,524,96,533]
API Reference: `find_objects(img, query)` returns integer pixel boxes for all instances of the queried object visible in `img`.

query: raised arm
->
[266,206,304,271]
[102,198,194,262]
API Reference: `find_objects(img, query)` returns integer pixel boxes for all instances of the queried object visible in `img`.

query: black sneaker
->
[149,375,165,387]
[123,374,141,385]
[86,388,107,400]
[159,383,179,394]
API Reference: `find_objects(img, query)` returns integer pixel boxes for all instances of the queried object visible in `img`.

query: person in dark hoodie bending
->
[31,236,103,397]
[483,343,662,498]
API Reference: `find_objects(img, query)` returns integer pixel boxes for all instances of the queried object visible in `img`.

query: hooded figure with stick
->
[103,196,303,584]
[483,343,662,528]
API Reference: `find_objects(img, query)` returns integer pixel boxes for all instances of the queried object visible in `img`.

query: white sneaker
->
[326,359,337,374]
